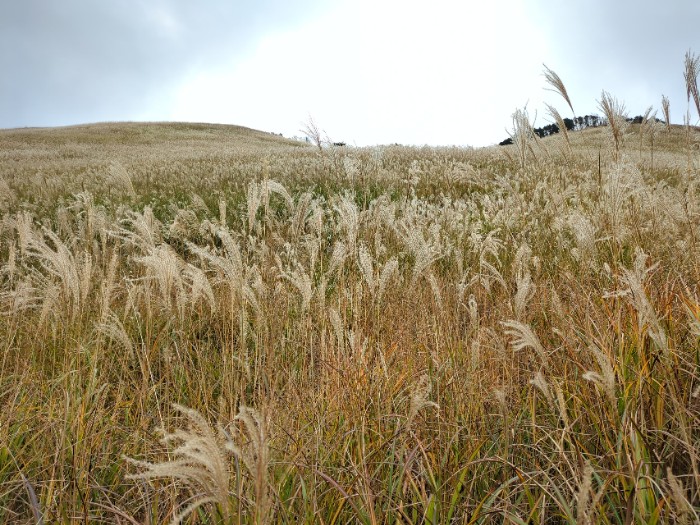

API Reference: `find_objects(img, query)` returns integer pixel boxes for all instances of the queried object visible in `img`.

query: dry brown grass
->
[685,50,700,120]
[543,64,575,116]
[0,105,699,524]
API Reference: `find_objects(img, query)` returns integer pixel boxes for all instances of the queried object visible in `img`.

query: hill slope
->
[0,121,304,167]
[0,122,310,210]
[1,120,300,148]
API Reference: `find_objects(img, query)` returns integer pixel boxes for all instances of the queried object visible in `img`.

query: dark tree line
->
[499,114,667,146]
[499,115,603,146]
[626,115,665,124]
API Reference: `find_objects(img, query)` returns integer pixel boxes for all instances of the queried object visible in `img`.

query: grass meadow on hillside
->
[1,93,700,522]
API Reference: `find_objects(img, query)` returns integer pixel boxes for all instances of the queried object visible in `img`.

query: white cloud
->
[8,0,692,141]
[144,4,183,40]
[169,0,547,146]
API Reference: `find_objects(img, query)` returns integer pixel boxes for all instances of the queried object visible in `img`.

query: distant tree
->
[532,123,560,138]
[499,112,609,146]
[572,115,603,130]
[499,113,607,144]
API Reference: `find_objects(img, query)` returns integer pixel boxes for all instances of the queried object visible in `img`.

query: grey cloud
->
[1,1,324,127]
[531,0,700,119]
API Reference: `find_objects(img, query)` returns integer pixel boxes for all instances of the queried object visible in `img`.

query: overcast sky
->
[2,1,699,146]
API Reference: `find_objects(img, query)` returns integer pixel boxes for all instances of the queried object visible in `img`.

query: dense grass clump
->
[0,112,699,523]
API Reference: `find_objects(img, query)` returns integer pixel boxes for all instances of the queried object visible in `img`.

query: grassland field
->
[0,115,699,523]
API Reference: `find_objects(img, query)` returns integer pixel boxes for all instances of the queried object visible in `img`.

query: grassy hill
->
[0,119,699,523]
[1,120,300,149]
[0,121,303,190]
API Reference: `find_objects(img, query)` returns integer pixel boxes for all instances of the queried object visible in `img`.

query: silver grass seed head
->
[357,242,375,295]
[501,320,549,366]
[666,467,695,523]
[125,404,233,524]
[529,371,552,403]
[575,461,595,524]
[377,257,398,304]
[407,374,439,427]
